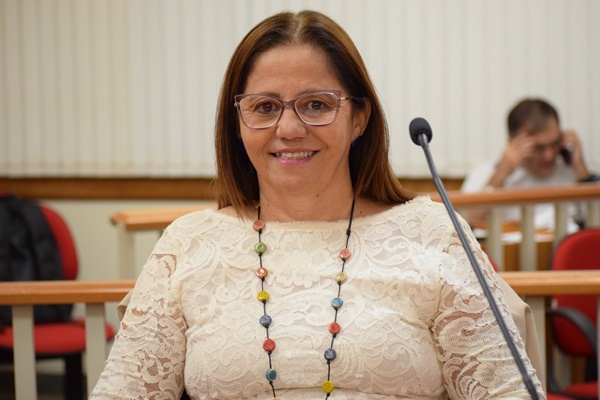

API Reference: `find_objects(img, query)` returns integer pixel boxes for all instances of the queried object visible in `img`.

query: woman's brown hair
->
[215,10,413,213]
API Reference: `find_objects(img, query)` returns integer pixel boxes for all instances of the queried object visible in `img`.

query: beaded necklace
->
[253,200,356,399]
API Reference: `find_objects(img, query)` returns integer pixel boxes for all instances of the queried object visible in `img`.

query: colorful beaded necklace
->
[253,200,356,399]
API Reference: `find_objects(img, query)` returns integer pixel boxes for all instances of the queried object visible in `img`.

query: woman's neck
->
[257,190,355,223]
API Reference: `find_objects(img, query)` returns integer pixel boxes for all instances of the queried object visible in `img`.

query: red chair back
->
[39,205,78,281]
[551,228,600,356]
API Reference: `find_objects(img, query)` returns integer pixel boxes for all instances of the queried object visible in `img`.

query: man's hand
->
[562,129,590,179]
[501,133,536,171]
[487,132,535,188]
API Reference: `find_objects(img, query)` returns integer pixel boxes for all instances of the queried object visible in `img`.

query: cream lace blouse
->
[91,196,545,399]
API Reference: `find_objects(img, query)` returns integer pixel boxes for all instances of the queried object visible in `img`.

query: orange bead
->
[255,267,268,278]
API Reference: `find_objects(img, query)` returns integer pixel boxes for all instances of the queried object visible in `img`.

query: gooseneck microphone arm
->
[408,117,540,400]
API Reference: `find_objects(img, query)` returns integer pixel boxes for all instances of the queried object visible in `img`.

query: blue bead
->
[331,297,343,309]
[266,368,277,381]
[260,315,272,328]
[324,348,337,361]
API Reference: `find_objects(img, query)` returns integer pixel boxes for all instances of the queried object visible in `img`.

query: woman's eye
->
[307,101,325,111]
[255,101,279,114]
[298,94,337,115]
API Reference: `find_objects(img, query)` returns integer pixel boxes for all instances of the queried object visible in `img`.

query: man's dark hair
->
[507,98,560,138]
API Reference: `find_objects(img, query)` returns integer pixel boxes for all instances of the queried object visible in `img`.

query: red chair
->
[546,228,600,400]
[0,203,115,400]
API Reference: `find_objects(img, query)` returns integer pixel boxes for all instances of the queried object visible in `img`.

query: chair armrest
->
[546,306,597,354]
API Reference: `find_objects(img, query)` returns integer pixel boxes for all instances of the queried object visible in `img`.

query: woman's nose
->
[275,106,307,139]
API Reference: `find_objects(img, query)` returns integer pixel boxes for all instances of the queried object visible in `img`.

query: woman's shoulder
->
[354,196,460,245]
[167,206,245,233]
[355,195,445,223]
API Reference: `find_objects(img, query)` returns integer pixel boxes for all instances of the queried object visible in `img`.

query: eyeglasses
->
[234,90,352,129]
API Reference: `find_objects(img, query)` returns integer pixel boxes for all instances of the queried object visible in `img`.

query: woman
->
[91,10,545,399]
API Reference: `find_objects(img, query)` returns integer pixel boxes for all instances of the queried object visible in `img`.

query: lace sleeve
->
[90,227,187,399]
[432,216,546,399]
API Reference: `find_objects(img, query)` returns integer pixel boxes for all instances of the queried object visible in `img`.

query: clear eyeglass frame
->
[234,90,352,130]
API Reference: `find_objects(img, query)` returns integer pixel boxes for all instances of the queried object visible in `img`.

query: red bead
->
[263,338,276,352]
[339,248,351,260]
[255,267,268,278]
[329,322,341,334]
[253,219,265,231]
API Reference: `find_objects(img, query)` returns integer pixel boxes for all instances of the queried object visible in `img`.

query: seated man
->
[461,98,597,231]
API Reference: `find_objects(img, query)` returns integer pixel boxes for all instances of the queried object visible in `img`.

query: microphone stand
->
[414,131,540,400]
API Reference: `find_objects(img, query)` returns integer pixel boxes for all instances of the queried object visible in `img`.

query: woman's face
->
[239,44,369,199]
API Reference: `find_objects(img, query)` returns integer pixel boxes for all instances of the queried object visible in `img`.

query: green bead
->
[254,241,267,254]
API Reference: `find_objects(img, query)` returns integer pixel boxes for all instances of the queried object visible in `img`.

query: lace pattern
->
[91,196,545,399]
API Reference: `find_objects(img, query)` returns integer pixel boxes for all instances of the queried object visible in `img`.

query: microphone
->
[409,117,540,400]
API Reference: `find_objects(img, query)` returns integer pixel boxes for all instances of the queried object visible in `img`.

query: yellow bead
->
[335,272,347,284]
[257,290,269,301]
[322,380,334,393]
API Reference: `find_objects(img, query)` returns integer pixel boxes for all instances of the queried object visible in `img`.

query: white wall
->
[1,0,599,179]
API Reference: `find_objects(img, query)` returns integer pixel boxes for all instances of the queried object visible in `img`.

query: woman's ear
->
[352,100,371,139]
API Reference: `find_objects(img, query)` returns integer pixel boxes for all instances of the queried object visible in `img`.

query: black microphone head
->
[409,117,433,145]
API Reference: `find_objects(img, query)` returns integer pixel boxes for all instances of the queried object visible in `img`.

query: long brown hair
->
[215,10,413,213]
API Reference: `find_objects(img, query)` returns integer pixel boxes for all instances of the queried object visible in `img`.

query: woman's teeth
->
[275,151,316,160]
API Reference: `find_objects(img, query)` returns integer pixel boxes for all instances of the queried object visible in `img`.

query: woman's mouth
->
[274,151,316,160]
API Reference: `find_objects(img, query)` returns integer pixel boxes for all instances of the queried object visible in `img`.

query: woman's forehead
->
[243,44,343,95]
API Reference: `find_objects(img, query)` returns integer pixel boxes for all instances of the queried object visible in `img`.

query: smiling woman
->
[90,9,546,400]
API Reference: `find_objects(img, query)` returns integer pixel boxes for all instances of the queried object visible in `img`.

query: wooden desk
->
[478,223,555,271]
[480,238,554,272]
[503,240,553,271]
